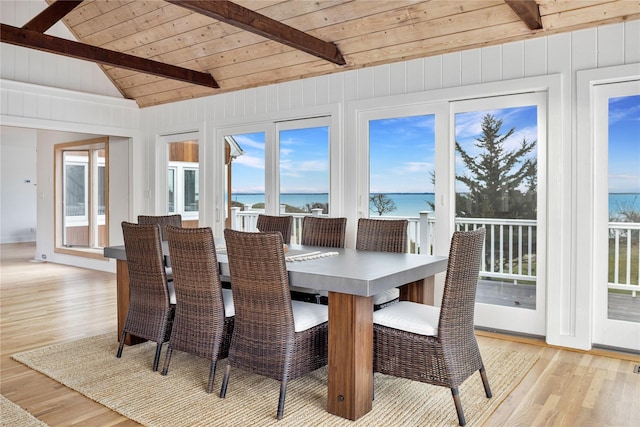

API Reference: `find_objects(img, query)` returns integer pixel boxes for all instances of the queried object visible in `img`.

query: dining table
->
[104,240,447,421]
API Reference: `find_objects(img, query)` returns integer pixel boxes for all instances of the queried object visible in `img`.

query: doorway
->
[592,80,640,351]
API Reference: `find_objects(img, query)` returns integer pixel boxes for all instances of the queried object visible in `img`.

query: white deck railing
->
[229,208,639,294]
[609,222,640,296]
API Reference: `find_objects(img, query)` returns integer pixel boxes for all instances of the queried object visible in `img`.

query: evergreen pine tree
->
[455,113,537,219]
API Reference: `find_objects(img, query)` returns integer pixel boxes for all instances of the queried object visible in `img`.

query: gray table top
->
[104,242,447,298]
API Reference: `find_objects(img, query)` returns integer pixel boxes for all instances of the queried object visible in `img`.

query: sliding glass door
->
[593,80,640,351]
[452,92,546,335]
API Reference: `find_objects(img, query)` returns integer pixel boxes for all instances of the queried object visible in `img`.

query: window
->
[359,105,440,255]
[277,118,330,214]
[227,132,265,210]
[368,114,436,218]
[55,137,108,258]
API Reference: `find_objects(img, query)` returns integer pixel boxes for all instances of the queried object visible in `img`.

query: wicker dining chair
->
[291,216,347,302]
[373,228,491,426]
[300,216,346,247]
[221,229,329,420]
[161,226,235,393]
[355,218,408,310]
[117,222,175,371]
[256,214,293,245]
[138,214,182,280]
[137,214,182,241]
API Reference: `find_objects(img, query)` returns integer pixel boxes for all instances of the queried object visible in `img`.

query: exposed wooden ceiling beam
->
[0,23,219,89]
[22,0,84,33]
[166,0,346,66]
[505,0,543,30]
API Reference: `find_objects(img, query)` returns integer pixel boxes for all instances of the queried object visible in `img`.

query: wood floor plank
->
[1,242,639,426]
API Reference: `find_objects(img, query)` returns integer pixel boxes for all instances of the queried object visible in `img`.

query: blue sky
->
[230,132,266,194]
[230,128,329,194]
[454,106,538,193]
[369,115,435,193]
[608,94,640,193]
[230,95,639,194]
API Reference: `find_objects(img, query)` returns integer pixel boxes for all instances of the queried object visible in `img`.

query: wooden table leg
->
[399,276,434,305]
[327,292,373,420]
[115,259,144,345]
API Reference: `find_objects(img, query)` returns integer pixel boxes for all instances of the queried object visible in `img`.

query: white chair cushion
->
[373,301,440,336]
[291,300,328,332]
[222,288,235,318]
[372,288,399,306]
[167,279,176,305]
[317,288,399,306]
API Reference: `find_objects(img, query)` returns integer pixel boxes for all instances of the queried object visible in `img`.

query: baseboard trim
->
[475,327,640,362]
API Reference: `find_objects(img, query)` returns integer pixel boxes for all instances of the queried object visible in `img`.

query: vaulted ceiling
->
[2,0,638,108]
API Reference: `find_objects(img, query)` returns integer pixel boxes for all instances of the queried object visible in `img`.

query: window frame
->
[54,137,109,259]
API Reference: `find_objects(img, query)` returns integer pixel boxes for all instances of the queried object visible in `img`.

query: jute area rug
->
[1,395,49,427]
[13,334,536,427]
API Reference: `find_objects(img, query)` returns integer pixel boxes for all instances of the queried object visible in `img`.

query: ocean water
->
[232,193,640,218]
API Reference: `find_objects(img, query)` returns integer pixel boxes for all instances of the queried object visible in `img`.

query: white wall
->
[0,126,37,243]
[0,0,123,98]
[137,21,639,351]
[1,80,139,272]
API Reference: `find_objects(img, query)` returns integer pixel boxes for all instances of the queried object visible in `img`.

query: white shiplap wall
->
[0,0,123,98]
[139,21,639,351]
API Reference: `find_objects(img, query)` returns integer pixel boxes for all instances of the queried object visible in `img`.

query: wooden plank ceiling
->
[3,0,638,108]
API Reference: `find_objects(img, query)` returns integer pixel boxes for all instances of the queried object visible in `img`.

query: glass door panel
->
[168,139,199,226]
[594,80,640,350]
[61,146,106,249]
[273,117,330,245]
[278,124,329,215]
[453,93,546,335]
[223,132,265,229]
[368,114,435,254]
[63,151,88,247]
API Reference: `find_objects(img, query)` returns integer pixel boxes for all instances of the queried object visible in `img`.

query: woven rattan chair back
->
[300,216,346,248]
[373,227,490,426]
[161,225,234,393]
[256,214,293,244]
[438,227,486,345]
[138,214,182,240]
[221,229,328,420]
[356,218,408,309]
[356,218,408,253]
[117,221,174,371]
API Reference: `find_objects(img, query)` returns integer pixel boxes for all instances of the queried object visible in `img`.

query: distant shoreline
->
[232,192,638,217]
[233,192,638,196]
[233,192,436,195]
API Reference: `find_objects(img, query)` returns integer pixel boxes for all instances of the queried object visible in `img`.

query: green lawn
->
[609,233,639,293]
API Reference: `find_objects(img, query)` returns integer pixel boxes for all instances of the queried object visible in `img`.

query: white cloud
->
[234,155,264,169]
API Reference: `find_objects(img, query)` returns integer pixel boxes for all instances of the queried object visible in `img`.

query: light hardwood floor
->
[1,242,639,426]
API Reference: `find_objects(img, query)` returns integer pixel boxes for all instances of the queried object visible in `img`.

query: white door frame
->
[592,78,640,351]
[450,92,548,336]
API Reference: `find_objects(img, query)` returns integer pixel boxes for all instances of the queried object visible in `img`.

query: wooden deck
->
[477,280,640,323]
